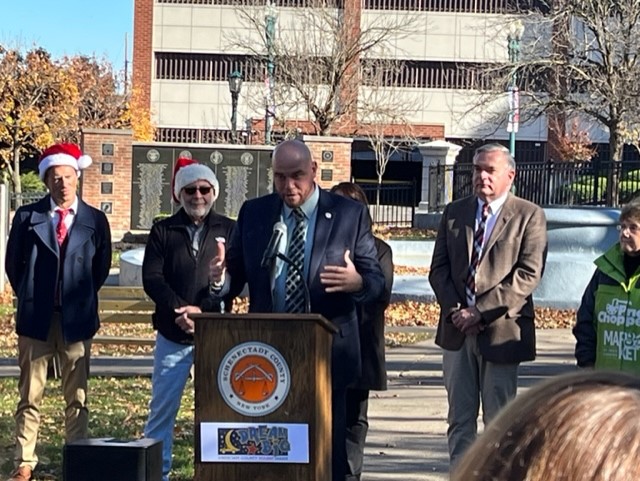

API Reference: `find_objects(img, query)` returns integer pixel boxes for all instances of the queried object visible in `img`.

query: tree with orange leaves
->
[0,46,154,197]
[0,46,79,197]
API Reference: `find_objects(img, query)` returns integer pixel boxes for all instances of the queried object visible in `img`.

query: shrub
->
[20,171,46,192]
[556,176,607,204]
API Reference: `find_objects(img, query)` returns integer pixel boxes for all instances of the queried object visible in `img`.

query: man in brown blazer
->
[429,143,547,470]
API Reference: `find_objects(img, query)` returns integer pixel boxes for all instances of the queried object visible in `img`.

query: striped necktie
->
[465,202,489,306]
[284,207,307,313]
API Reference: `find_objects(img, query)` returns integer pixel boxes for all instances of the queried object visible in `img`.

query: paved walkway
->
[0,328,577,480]
[363,328,576,480]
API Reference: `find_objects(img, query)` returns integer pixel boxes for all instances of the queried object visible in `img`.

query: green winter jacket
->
[574,243,640,374]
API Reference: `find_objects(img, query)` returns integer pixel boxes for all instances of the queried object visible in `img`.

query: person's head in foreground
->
[452,370,640,481]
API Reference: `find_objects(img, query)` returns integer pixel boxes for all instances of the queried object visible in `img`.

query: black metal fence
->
[10,191,47,210]
[358,181,416,227]
[429,160,640,211]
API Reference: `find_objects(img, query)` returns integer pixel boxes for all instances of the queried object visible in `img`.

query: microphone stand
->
[274,252,311,314]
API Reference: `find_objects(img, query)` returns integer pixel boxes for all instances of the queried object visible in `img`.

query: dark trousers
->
[345,388,370,481]
[332,387,348,481]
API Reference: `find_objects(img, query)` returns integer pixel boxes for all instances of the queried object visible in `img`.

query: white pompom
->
[77,154,93,170]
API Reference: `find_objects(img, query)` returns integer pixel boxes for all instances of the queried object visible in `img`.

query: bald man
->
[209,140,385,480]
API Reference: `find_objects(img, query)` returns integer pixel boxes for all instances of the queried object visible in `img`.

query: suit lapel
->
[65,200,94,257]
[309,189,334,283]
[462,197,478,263]
[31,197,58,256]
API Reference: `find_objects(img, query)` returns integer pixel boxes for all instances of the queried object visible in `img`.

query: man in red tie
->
[429,143,548,472]
[5,143,112,481]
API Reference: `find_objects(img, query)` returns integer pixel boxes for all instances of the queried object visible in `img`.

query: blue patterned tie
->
[285,208,306,313]
[465,203,489,305]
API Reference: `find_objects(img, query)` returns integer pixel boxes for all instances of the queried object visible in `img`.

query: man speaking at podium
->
[208,139,384,480]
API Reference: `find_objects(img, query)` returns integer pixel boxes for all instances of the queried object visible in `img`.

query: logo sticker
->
[218,341,291,417]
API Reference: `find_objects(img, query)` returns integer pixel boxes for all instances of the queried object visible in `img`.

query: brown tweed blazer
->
[429,194,548,363]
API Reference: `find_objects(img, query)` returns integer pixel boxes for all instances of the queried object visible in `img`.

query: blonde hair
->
[453,371,640,481]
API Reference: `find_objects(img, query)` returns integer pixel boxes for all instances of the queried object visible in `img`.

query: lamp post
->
[507,19,524,158]
[265,0,277,145]
[228,70,243,144]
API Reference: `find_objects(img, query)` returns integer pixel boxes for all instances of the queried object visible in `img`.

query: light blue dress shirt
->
[273,185,320,312]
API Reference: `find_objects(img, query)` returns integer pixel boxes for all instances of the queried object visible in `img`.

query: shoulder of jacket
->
[507,195,542,212]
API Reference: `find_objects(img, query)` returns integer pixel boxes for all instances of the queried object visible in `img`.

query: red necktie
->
[465,203,489,305]
[56,209,70,245]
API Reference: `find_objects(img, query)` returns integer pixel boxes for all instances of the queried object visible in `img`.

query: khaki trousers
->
[14,314,91,470]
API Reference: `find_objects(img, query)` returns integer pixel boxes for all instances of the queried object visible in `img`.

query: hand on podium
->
[175,305,202,335]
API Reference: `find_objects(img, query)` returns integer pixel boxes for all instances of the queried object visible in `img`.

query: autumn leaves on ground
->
[0,226,576,357]
[0,228,576,480]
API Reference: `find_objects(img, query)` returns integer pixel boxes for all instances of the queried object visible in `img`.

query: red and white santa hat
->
[172,157,220,203]
[38,143,92,180]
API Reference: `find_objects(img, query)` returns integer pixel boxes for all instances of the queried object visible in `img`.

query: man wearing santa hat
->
[142,156,235,481]
[5,142,112,481]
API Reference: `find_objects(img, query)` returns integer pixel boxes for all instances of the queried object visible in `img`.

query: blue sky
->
[1,0,133,70]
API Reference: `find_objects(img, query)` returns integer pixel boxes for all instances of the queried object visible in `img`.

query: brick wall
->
[302,136,353,189]
[81,129,134,241]
[133,0,153,111]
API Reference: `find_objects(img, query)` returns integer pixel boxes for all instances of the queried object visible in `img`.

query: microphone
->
[261,221,287,269]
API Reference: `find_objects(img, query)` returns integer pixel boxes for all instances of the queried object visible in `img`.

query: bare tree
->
[470,0,640,205]
[358,58,418,218]
[225,0,420,136]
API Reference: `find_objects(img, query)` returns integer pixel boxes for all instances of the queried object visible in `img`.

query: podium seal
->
[218,341,291,416]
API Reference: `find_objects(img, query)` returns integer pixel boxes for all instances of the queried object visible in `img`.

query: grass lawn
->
[0,226,575,479]
[0,376,195,481]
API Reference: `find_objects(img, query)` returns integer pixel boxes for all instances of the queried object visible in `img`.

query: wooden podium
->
[193,313,338,481]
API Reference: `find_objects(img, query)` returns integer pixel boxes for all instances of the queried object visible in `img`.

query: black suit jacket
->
[353,237,393,391]
[225,189,385,388]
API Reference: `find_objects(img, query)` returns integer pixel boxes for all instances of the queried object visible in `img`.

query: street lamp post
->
[265,0,277,145]
[507,19,525,158]
[228,70,243,144]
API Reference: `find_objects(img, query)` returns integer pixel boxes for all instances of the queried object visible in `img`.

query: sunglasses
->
[183,186,212,196]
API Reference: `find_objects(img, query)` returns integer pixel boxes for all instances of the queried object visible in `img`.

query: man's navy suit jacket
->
[6,195,112,344]
[226,189,385,388]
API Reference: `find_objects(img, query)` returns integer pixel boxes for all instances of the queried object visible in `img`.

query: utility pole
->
[507,20,524,158]
[265,0,277,145]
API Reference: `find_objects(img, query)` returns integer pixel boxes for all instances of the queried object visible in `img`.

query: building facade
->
[133,0,550,160]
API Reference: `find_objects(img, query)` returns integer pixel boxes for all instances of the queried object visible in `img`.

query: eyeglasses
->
[183,186,212,196]
[617,223,640,234]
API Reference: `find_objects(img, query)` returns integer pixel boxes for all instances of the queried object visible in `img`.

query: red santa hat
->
[38,143,92,181]
[172,157,220,203]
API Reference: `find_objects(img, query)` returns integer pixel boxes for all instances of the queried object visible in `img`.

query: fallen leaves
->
[374,226,438,240]
[386,300,440,327]
[0,276,578,358]
[394,265,429,275]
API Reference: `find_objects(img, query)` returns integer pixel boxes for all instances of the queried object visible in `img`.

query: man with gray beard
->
[142,157,235,481]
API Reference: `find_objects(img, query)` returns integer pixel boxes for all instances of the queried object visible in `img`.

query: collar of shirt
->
[477,193,508,218]
[282,184,319,221]
[49,197,79,219]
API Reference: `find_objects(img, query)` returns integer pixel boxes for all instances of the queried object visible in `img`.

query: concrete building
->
[132,0,550,162]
